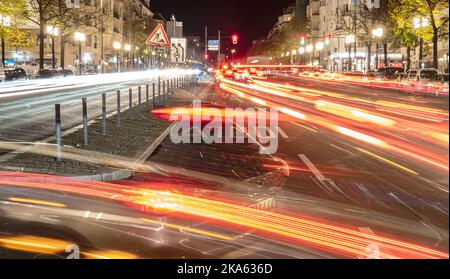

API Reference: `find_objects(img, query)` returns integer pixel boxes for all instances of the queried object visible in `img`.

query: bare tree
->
[336,1,389,71]
[22,0,61,70]
[50,0,109,69]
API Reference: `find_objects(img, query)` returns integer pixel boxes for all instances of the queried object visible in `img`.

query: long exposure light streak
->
[0,172,447,259]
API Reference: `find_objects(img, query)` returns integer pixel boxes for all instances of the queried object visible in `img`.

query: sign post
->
[146,23,170,68]
[170,38,187,64]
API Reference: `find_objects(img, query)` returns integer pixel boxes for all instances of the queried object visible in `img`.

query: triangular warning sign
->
[146,23,170,47]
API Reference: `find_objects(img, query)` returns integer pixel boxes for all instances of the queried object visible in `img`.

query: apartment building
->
[3,0,154,74]
[307,0,404,72]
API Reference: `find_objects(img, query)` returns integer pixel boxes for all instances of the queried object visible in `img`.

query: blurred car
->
[82,68,99,75]
[0,68,27,82]
[365,70,382,80]
[34,69,63,79]
[373,67,404,80]
[223,68,235,78]
[406,69,448,96]
[58,69,74,77]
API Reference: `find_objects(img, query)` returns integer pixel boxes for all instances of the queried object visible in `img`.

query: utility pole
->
[204,26,208,64]
[353,0,358,71]
[100,0,104,73]
[218,30,221,66]
[1,29,4,69]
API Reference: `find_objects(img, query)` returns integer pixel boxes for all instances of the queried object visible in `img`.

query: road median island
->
[0,91,179,181]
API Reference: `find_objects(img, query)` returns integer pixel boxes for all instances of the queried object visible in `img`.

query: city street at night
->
[0,0,449,272]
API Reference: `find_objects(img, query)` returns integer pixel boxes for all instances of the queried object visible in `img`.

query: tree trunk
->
[406,46,411,71]
[1,30,5,69]
[39,20,45,70]
[60,39,65,69]
[383,43,388,67]
[367,43,372,72]
[432,28,438,69]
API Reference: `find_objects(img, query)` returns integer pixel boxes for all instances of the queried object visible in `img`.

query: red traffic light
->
[325,35,331,44]
[299,35,307,45]
[204,53,209,60]
[232,34,239,45]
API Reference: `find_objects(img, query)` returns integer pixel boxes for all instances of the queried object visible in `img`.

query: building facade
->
[266,0,448,73]
[3,0,154,74]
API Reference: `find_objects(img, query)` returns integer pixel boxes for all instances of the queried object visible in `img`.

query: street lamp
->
[47,26,59,69]
[124,43,131,71]
[74,32,86,75]
[0,14,11,69]
[315,42,324,67]
[345,35,355,71]
[305,44,313,65]
[315,42,324,51]
[413,17,429,70]
[297,47,305,64]
[113,41,121,72]
[135,46,140,70]
[372,27,384,70]
[292,49,297,64]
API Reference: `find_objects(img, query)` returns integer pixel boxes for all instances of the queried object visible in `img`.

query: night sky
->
[150,0,294,54]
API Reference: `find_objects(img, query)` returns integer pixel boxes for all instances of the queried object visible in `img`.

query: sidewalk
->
[0,84,192,181]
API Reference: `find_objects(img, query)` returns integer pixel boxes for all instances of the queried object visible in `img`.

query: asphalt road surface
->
[0,73,448,259]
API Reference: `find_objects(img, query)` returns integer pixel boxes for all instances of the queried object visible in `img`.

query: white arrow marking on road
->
[298,154,327,183]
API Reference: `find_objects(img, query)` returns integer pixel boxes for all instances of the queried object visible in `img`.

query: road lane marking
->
[298,154,327,182]
[356,148,418,175]
[8,197,66,208]
[277,127,289,139]
[289,121,317,133]
[264,127,288,139]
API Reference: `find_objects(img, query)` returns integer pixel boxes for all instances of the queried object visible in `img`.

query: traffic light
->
[204,53,209,60]
[232,34,239,45]
[300,35,306,46]
[325,35,331,45]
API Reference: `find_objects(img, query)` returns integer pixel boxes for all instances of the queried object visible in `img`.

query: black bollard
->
[55,104,62,162]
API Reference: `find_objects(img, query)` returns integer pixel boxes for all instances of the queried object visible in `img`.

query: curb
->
[71,122,176,182]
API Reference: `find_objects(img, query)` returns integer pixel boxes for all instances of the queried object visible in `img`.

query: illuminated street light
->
[47,26,59,69]
[124,44,132,70]
[305,44,313,53]
[345,34,355,44]
[315,42,324,51]
[372,27,384,38]
[345,35,355,72]
[74,32,86,42]
[413,17,429,69]
[74,32,86,75]
[47,26,59,36]
[372,27,384,70]
[113,41,121,72]
[0,14,11,69]
[299,47,305,54]
[0,14,11,27]
[113,41,121,50]
[292,49,297,56]
[413,17,429,29]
